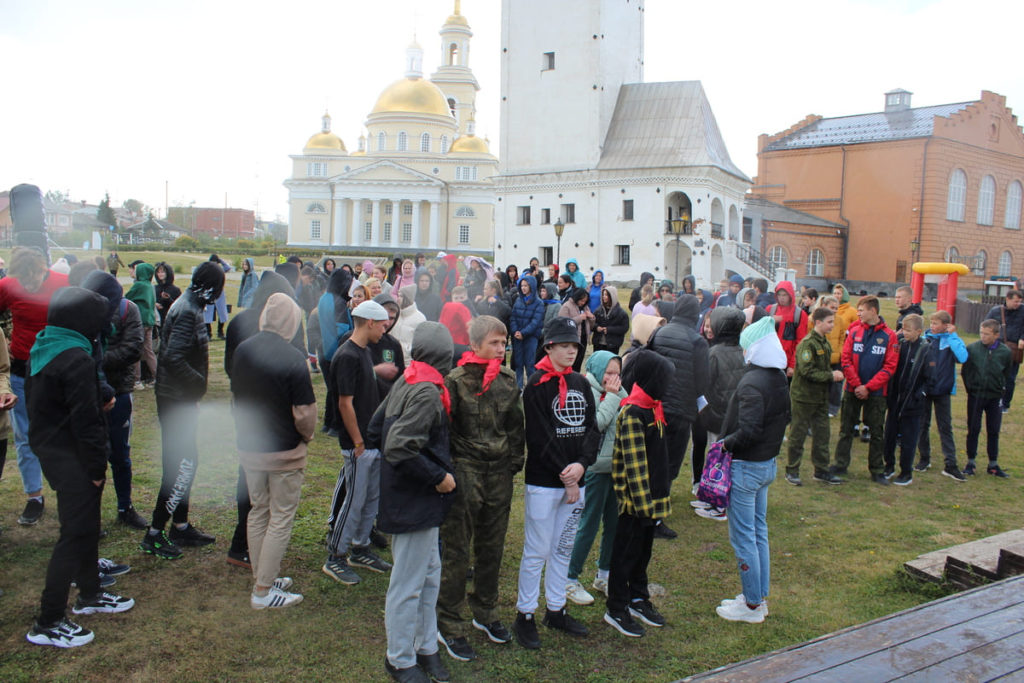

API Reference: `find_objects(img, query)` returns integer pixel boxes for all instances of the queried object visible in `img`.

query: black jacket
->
[720,364,791,462]
[646,295,709,421]
[592,294,629,352]
[225,271,305,376]
[887,337,931,418]
[896,303,924,332]
[103,299,144,395]
[523,367,598,488]
[154,262,181,325]
[986,304,1024,343]
[476,295,511,334]
[702,307,746,434]
[628,271,655,312]
[156,288,209,402]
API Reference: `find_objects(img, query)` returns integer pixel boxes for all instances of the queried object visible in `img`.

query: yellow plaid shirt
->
[611,411,671,520]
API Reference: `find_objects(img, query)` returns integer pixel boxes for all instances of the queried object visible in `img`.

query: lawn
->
[0,270,1020,682]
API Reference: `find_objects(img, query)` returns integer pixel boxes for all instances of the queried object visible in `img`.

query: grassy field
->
[0,273,1021,682]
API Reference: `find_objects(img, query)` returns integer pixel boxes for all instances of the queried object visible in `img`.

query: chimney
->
[885,88,912,113]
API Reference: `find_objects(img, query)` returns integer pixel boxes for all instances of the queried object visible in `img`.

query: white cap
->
[352,300,389,321]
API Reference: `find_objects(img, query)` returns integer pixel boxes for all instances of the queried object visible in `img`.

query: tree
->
[142,211,161,239]
[123,198,146,215]
[175,235,199,250]
[97,192,118,228]
[45,189,69,204]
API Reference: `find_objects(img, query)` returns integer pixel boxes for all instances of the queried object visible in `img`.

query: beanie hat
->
[352,300,389,321]
[729,274,745,286]
[543,316,581,347]
[740,315,776,350]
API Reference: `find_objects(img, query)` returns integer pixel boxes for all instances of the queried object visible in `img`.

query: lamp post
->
[670,216,688,285]
[553,217,565,268]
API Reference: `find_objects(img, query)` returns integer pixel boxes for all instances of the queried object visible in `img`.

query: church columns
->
[371,200,381,247]
[333,197,347,246]
[391,200,401,248]
[350,199,362,247]
[411,201,422,250]
[429,201,440,248]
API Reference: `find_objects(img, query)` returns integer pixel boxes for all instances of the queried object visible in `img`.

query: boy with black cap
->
[603,348,674,637]
[139,261,225,560]
[513,315,598,650]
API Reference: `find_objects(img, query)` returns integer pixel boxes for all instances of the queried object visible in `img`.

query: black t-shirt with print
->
[331,339,381,450]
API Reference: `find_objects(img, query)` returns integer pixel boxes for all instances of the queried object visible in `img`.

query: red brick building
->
[167,207,255,239]
[752,89,1024,289]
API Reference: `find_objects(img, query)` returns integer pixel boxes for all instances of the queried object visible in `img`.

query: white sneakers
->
[716,596,767,623]
[251,582,303,610]
[566,579,595,606]
[721,593,769,616]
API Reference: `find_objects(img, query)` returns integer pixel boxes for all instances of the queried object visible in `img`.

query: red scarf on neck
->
[534,355,572,408]
[458,351,502,395]
[404,361,451,416]
[620,383,666,428]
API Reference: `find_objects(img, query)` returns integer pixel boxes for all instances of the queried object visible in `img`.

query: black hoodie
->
[646,294,709,422]
[702,307,746,433]
[629,271,655,313]
[225,270,306,376]
[154,261,181,325]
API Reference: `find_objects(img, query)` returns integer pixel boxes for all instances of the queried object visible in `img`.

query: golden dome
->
[449,134,489,154]
[371,77,452,118]
[305,131,346,151]
[444,13,468,26]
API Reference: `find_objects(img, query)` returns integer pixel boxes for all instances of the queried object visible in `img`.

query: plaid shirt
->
[612,411,671,520]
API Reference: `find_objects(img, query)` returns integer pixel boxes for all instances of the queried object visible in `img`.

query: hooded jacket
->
[558,292,593,345]
[833,284,858,330]
[26,287,111,488]
[895,302,924,332]
[720,323,791,462]
[628,271,655,312]
[475,290,511,333]
[768,281,808,370]
[592,284,629,352]
[702,307,746,434]
[237,257,259,309]
[887,335,932,418]
[842,317,899,397]
[923,330,967,396]
[126,262,156,327]
[156,262,224,402]
[83,270,144,396]
[541,282,562,326]
[414,267,443,322]
[393,286,428,359]
[318,268,354,362]
[226,270,306,376]
[154,262,181,324]
[510,275,545,341]
[646,294,709,422]
[369,322,456,534]
[585,350,628,474]
[587,270,605,313]
[826,305,850,365]
[565,258,586,290]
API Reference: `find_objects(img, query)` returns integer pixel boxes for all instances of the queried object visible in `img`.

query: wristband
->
[355,442,364,448]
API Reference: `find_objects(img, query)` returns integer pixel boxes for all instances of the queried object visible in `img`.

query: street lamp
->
[669,216,688,285]
[553,217,565,268]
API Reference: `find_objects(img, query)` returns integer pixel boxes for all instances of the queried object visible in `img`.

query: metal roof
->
[598,81,751,182]
[744,197,846,229]
[763,102,973,151]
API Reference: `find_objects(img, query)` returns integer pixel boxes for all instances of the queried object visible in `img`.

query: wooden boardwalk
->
[682,575,1024,682]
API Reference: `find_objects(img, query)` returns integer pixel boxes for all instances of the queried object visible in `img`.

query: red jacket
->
[439,301,472,346]
[768,281,807,370]
[841,319,899,396]
[0,270,69,360]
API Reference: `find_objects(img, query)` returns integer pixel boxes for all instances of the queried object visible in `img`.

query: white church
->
[494,0,762,286]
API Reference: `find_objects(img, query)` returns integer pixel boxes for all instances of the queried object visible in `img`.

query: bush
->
[175,235,199,250]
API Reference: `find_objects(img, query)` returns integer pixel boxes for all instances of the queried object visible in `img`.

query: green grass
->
[0,275,1020,681]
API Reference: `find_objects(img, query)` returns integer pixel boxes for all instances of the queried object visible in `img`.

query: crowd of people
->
[1,247,1019,683]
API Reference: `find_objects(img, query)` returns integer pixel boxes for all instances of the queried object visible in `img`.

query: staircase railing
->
[734,243,774,278]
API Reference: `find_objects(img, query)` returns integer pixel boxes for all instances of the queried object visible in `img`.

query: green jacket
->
[790,330,834,404]
[962,340,1013,399]
[126,263,156,327]
[444,362,525,471]
[586,370,628,474]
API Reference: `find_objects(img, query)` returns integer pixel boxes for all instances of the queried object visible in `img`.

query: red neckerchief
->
[458,351,502,395]
[620,383,666,429]
[404,361,451,416]
[534,355,572,408]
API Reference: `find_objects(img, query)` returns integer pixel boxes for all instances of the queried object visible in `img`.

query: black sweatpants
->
[39,482,102,624]
[666,419,692,484]
[606,513,655,615]
[230,465,251,555]
[151,397,199,530]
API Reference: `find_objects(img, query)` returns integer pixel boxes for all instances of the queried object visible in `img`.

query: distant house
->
[167,206,255,239]
[119,217,184,245]
[0,192,12,243]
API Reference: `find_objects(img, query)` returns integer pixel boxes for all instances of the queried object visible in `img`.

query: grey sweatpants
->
[385,527,442,670]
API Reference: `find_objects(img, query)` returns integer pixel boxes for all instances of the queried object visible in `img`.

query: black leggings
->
[40,483,102,624]
[151,397,199,530]
[691,420,708,484]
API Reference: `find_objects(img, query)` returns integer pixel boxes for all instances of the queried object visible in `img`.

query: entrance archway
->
[665,239,692,286]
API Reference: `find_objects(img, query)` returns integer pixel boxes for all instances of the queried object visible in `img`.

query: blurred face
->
[367,318,388,343]
[815,314,835,336]
[980,325,998,345]
[594,272,603,285]
[325,261,335,273]
[530,258,539,269]
[402,261,415,277]
[353,264,362,275]
[373,266,387,280]
[546,342,577,370]
[895,290,910,309]
[156,266,167,283]
[744,290,756,307]
[416,256,426,267]
[368,281,382,297]
[567,263,576,273]
[1007,295,1022,310]
[776,290,791,307]
[558,278,569,291]
[929,318,947,334]
[453,291,467,303]
[602,289,612,306]
[242,260,250,272]
[858,303,879,326]
[903,325,923,342]
[418,274,431,291]
[548,265,556,279]
[350,289,366,306]
[473,330,507,360]
[485,283,499,299]
[384,305,398,329]
[659,287,674,301]
[602,358,621,390]
[826,300,839,313]
[703,316,713,338]
[17,269,45,293]
[729,282,741,294]
[833,286,844,300]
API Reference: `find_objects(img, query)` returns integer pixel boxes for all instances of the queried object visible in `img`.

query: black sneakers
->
[370,526,390,549]
[653,521,677,540]
[942,465,967,482]
[117,506,148,530]
[97,558,130,577]
[437,633,477,662]
[604,611,645,637]
[542,607,589,637]
[893,473,913,486]
[513,612,541,649]
[882,466,896,480]
[415,652,451,683]
[813,470,843,485]
[628,600,666,627]
[385,657,430,683]
[871,473,891,486]
[914,460,931,472]
[472,619,511,644]
[988,464,1010,478]
[71,591,136,615]
[18,497,44,526]
[26,617,94,648]
[168,523,215,547]
[227,550,252,569]
[139,530,184,560]
[348,546,392,573]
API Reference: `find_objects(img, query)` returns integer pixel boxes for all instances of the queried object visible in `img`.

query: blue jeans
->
[11,373,42,494]
[727,458,776,605]
[512,336,538,388]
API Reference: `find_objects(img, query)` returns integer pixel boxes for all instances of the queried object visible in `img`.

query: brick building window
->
[807,248,824,277]
[947,169,967,221]
[973,249,988,276]
[978,175,996,225]
[1006,181,1022,229]
[945,245,960,264]
[768,245,788,273]
[999,250,1013,277]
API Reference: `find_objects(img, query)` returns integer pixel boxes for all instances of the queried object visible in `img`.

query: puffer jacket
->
[592,284,629,352]
[646,294,709,422]
[586,351,627,474]
[702,307,745,434]
[510,275,545,341]
[103,299,144,395]
[720,333,791,462]
[156,288,210,402]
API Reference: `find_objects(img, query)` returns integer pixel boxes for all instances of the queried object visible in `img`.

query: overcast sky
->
[2,0,1021,223]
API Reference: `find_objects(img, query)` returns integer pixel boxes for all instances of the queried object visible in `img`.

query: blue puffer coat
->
[510,275,545,340]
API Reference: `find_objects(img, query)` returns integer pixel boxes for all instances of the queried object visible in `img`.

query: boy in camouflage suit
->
[436,316,525,662]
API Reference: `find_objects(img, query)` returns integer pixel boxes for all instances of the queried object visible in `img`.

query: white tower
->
[499,0,644,174]
[431,0,480,137]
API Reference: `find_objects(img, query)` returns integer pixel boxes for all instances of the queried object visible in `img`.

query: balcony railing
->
[664,220,694,235]
[710,222,724,239]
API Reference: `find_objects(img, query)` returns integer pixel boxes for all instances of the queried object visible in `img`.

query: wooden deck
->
[682,575,1024,682]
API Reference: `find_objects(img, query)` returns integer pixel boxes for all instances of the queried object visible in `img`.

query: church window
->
[403,204,413,215]
[560,203,575,224]
[449,43,459,66]
[1005,181,1022,229]
[458,224,470,244]
[306,162,327,177]
[615,245,631,266]
[384,203,393,216]
[455,166,478,181]
[364,222,373,242]
[377,132,387,151]
[999,250,1013,277]
[402,223,413,242]
[540,208,551,224]
[768,246,788,272]
[517,206,531,225]
[807,248,824,277]
[420,133,431,152]
[306,202,327,214]
[623,200,634,221]
[310,220,321,240]
[447,98,457,118]
[977,175,995,225]
[383,222,392,241]
[366,203,373,215]
[455,206,475,217]
[946,169,966,221]
[441,135,450,153]
[398,131,408,151]
[542,52,555,70]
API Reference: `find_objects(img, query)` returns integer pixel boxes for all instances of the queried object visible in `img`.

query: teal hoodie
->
[565,258,586,290]
[126,262,156,327]
[585,350,627,474]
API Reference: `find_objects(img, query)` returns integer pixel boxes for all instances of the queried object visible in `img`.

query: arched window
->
[945,245,960,263]
[448,42,459,66]
[973,249,988,276]
[455,206,475,217]
[999,250,1013,277]
[377,132,386,151]
[306,202,326,214]
[440,135,449,154]
[807,248,825,277]
[978,175,996,225]
[420,132,431,152]
[397,131,408,151]
[1006,181,1022,229]
[947,169,967,221]
[768,245,788,273]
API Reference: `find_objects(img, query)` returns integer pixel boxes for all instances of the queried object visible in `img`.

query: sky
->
[2,0,1022,223]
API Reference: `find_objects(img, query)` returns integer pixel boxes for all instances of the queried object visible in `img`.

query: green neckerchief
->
[29,326,92,376]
